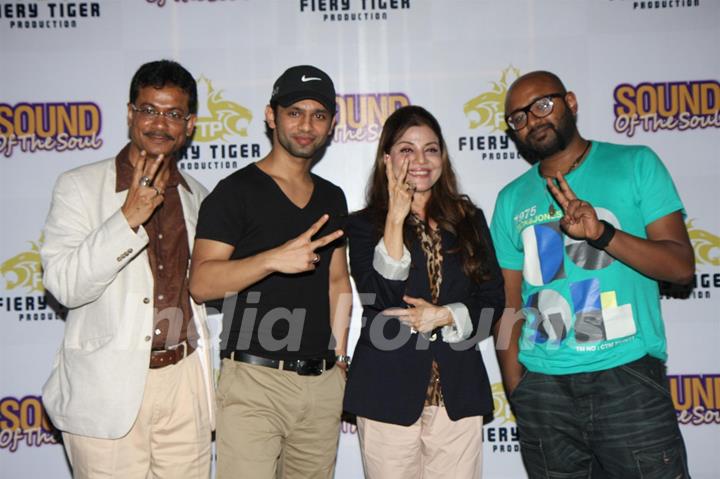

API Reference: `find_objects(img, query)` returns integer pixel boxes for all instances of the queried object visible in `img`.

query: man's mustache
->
[144,130,175,141]
[528,123,554,138]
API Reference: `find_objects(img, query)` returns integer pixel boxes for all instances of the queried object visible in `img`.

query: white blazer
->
[41,155,215,439]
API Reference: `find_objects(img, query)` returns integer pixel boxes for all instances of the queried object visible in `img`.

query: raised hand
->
[385,155,415,225]
[546,173,604,241]
[121,151,166,229]
[382,295,453,333]
[269,214,344,274]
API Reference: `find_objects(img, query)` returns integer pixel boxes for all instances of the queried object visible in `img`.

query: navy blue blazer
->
[343,208,504,426]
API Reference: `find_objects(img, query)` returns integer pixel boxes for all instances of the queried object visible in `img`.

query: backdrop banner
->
[1,1,718,477]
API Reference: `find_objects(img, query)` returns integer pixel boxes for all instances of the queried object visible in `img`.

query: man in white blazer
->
[41,60,215,478]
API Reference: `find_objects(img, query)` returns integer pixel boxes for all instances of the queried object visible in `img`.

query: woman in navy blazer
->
[343,106,504,478]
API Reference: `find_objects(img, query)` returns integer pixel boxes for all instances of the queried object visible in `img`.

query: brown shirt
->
[115,145,197,351]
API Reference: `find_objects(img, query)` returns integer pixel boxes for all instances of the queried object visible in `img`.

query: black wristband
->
[587,220,616,250]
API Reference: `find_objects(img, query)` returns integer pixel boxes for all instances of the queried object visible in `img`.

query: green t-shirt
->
[490,141,684,374]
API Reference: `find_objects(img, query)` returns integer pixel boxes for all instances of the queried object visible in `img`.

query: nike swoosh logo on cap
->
[301,75,322,82]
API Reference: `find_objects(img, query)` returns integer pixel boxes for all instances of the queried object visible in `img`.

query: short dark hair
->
[129,60,198,114]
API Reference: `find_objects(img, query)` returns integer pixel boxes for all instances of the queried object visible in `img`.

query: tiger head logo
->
[687,219,720,266]
[491,382,516,425]
[463,66,521,133]
[193,76,253,142]
[0,235,44,293]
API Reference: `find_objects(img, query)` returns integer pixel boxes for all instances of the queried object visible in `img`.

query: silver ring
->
[312,254,320,264]
[139,176,152,187]
[152,186,161,196]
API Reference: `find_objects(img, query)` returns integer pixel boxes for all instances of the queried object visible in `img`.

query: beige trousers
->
[62,352,212,479]
[357,406,484,479]
[215,359,345,479]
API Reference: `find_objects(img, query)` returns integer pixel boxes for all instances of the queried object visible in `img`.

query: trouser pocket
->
[633,436,689,479]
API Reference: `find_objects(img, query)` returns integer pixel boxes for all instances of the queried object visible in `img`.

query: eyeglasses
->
[130,104,191,124]
[505,93,565,131]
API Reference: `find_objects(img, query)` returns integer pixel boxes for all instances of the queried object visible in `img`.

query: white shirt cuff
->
[441,302,472,343]
[372,238,411,280]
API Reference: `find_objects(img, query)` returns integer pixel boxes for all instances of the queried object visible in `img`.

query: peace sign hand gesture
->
[385,155,415,225]
[546,173,604,241]
[121,150,166,229]
[268,214,344,274]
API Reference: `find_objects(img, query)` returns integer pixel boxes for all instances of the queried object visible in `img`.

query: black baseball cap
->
[270,65,337,114]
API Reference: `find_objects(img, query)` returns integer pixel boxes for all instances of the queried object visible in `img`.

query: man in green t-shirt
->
[490,71,694,478]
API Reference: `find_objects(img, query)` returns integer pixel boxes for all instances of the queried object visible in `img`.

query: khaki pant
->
[215,358,345,479]
[62,352,212,479]
[357,406,483,479]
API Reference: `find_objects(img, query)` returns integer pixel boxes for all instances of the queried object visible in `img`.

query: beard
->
[278,135,322,159]
[510,111,577,164]
[274,119,329,160]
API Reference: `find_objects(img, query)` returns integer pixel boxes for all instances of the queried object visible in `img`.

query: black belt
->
[223,351,335,376]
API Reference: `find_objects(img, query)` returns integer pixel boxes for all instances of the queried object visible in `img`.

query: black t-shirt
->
[196,163,348,360]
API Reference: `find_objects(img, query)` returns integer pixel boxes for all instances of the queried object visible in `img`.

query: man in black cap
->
[189,65,351,479]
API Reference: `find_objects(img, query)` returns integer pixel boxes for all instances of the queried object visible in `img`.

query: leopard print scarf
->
[409,215,444,407]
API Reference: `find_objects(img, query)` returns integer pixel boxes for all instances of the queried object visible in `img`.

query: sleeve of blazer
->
[41,170,149,309]
[347,213,408,313]
[455,209,505,340]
